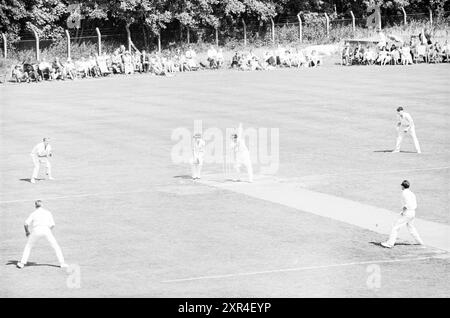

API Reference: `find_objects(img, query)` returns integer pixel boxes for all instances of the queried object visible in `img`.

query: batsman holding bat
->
[231,123,253,183]
[191,133,205,180]
[30,137,54,184]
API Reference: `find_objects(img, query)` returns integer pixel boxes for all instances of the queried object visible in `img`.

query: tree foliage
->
[0,0,448,40]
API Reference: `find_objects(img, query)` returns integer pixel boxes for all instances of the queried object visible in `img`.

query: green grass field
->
[0,63,449,297]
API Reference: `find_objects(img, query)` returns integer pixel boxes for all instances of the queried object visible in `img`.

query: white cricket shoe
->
[30,178,36,184]
[48,177,55,180]
[381,242,393,248]
[16,262,25,269]
[60,263,69,268]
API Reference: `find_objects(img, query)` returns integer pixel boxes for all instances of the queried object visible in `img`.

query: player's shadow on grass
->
[19,178,43,183]
[6,260,60,268]
[373,150,416,153]
[173,175,193,179]
[369,241,420,248]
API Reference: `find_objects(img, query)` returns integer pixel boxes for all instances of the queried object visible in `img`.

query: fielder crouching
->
[17,200,68,269]
[30,137,54,184]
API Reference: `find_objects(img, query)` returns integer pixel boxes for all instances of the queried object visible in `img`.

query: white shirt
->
[186,49,196,59]
[207,48,217,59]
[31,142,52,157]
[216,50,224,61]
[25,207,56,230]
[397,112,415,129]
[232,139,251,164]
[192,138,205,157]
[401,189,417,211]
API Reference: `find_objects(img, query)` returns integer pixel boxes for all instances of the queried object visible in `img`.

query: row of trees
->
[1,0,449,42]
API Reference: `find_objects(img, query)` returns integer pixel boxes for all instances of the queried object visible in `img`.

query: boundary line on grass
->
[305,166,450,177]
[162,256,438,283]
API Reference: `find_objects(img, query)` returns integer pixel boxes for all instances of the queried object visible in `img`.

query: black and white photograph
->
[0,0,449,303]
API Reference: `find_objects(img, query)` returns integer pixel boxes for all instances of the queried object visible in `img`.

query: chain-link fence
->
[1,10,450,61]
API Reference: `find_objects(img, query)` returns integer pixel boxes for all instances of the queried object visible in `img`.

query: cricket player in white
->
[17,200,68,268]
[393,107,421,153]
[231,123,253,183]
[191,133,206,180]
[381,180,424,248]
[30,137,54,183]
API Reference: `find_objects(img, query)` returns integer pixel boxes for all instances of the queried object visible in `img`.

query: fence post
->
[429,8,433,26]
[297,13,303,43]
[350,11,356,35]
[187,27,190,44]
[1,33,6,59]
[158,32,161,53]
[215,26,219,46]
[270,17,275,44]
[324,12,330,36]
[401,7,407,25]
[378,8,382,31]
[65,29,71,59]
[95,27,101,55]
[242,19,247,46]
[126,23,132,52]
[29,25,40,61]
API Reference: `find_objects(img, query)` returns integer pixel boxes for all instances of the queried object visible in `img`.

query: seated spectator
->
[342,43,352,65]
[231,52,241,68]
[63,58,76,79]
[363,47,377,65]
[122,51,134,74]
[88,55,101,77]
[264,51,276,67]
[216,48,224,67]
[401,46,413,65]
[51,57,65,80]
[428,42,442,63]
[96,54,111,76]
[390,45,401,65]
[38,58,53,80]
[23,62,40,82]
[111,51,123,73]
[207,45,218,68]
[275,44,285,65]
[307,50,322,67]
[185,47,198,70]
[12,64,29,83]
[141,50,150,72]
[377,47,391,65]
[442,40,450,62]
[294,49,307,68]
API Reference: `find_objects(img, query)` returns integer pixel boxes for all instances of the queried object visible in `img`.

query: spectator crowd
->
[341,31,450,66]
[10,44,323,83]
[9,31,450,84]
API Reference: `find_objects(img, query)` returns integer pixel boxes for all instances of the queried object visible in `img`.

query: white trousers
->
[395,128,421,152]
[20,227,65,265]
[31,155,52,179]
[386,211,424,246]
[235,159,253,182]
[191,155,204,178]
